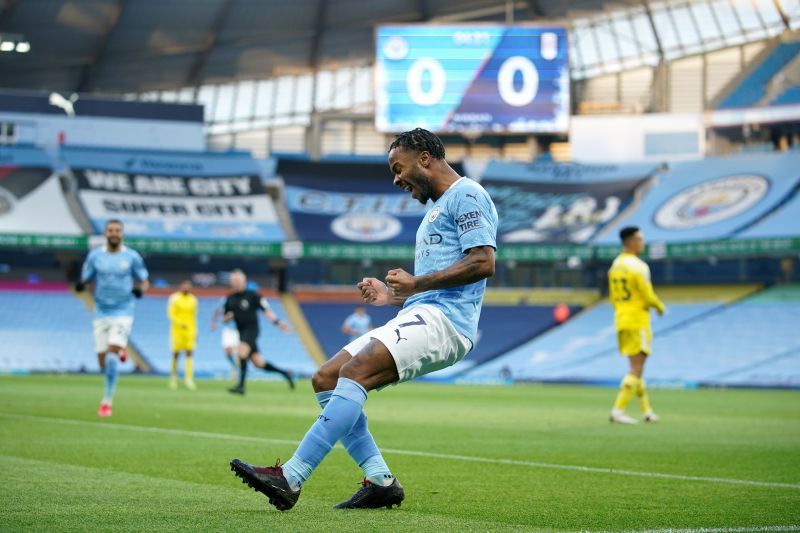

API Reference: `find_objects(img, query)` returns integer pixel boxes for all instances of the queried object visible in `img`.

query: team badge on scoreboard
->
[654,175,769,229]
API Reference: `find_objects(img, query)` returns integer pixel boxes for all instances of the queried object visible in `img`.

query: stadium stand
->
[300,302,572,371]
[465,285,780,385]
[0,289,95,373]
[772,85,800,106]
[719,40,800,109]
[647,284,800,387]
[130,295,318,378]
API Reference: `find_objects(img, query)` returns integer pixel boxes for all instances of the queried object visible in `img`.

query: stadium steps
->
[280,293,325,367]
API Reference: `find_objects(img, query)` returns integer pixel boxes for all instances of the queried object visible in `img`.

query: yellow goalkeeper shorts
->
[617,328,652,356]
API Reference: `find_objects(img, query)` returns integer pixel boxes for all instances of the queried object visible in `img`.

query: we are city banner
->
[60,148,285,241]
[481,161,658,244]
[279,159,462,244]
[0,145,84,235]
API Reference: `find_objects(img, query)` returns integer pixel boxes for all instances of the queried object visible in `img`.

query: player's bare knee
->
[312,368,336,392]
[338,358,368,385]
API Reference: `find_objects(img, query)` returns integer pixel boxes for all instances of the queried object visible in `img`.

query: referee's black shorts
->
[238,325,260,356]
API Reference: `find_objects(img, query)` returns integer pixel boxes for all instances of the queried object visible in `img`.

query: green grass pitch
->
[0,375,798,532]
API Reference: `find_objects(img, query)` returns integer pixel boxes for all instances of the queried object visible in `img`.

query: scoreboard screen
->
[375,24,569,134]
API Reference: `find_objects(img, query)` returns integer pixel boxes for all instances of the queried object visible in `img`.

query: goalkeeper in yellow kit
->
[608,226,665,424]
[167,280,199,390]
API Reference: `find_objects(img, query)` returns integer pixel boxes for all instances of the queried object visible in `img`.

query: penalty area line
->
[2,412,799,492]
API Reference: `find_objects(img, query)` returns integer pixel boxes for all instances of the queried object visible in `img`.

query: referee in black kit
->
[223,269,295,394]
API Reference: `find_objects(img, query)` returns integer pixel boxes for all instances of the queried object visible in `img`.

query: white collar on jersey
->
[436,176,466,201]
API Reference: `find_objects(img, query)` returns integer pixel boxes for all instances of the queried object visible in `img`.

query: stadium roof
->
[0,0,637,93]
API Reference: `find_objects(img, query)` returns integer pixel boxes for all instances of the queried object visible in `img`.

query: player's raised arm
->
[385,246,495,299]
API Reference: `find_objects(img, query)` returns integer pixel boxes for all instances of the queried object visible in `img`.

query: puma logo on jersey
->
[465,193,478,201]
[394,329,407,344]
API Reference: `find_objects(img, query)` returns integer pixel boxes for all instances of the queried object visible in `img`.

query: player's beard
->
[106,236,122,250]
[408,169,433,205]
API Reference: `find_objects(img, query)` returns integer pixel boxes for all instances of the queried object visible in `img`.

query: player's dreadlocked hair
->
[388,128,446,159]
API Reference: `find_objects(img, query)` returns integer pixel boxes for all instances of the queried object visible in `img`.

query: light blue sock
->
[283,378,367,490]
[103,354,119,404]
[315,390,393,486]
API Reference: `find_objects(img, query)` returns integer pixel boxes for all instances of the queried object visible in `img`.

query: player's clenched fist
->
[357,277,390,306]
[385,268,417,298]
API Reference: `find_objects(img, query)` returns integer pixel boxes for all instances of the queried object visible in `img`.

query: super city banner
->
[60,148,285,241]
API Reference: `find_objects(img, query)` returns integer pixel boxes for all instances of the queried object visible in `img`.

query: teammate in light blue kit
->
[231,128,498,511]
[77,219,149,417]
[341,305,372,342]
[210,295,241,379]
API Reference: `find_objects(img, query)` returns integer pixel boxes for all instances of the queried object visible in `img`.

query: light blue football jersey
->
[344,312,372,341]
[404,177,498,345]
[81,246,149,318]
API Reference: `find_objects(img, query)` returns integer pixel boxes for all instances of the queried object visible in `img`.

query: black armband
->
[131,287,143,298]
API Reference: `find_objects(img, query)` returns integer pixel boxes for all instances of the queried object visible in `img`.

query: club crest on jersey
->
[428,206,441,223]
[240,300,250,310]
[119,260,129,269]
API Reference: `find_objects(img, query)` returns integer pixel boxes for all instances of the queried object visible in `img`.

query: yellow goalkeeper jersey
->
[608,252,665,331]
[167,292,198,333]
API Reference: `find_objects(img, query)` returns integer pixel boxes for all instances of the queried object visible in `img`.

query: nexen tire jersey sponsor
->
[404,177,498,346]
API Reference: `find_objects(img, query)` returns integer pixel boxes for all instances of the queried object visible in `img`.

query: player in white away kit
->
[231,128,498,511]
[210,295,241,379]
[77,219,149,417]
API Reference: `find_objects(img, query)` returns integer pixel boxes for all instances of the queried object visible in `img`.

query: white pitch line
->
[2,412,799,492]
[609,527,800,533]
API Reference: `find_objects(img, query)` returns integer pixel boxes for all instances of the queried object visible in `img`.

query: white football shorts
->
[93,316,133,354]
[221,328,240,350]
[342,304,472,384]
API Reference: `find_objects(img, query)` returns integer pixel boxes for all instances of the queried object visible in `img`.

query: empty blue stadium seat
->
[300,302,568,370]
[772,85,800,106]
[0,291,95,373]
[720,42,800,109]
[463,301,719,382]
[463,286,800,388]
[0,291,317,377]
